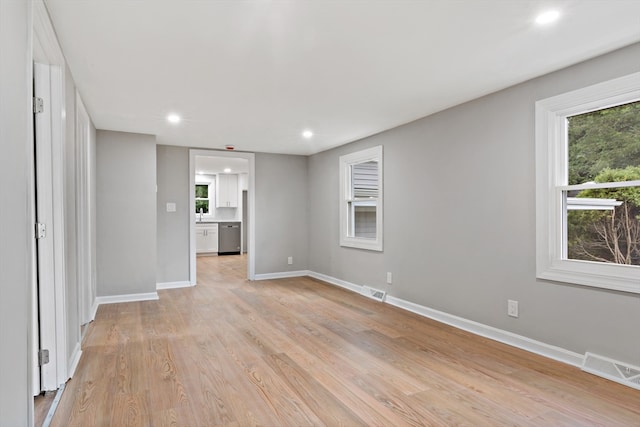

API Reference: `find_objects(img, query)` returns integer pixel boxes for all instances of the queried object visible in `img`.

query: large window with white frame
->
[535,72,640,294]
[340,146,383,251]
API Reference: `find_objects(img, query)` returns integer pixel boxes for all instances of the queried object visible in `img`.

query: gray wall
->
[97,130,157,297]
[255,153,309,274]
[308,43,640,366]
[156,145,190,283]
[0,0,31,424]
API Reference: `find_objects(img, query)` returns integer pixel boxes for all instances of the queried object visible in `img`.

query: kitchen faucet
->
[199,207,203,222]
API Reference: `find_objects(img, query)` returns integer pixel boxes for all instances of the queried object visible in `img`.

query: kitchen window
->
[339,146,383,251]
[535,72,640,293]
[195,183,210,214]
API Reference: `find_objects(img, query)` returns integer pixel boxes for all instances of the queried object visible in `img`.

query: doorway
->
[32,62,68,396]
[189,149,256,283]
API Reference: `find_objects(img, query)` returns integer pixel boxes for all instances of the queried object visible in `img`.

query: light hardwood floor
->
[51,255,640,426]
[34,391,56,427]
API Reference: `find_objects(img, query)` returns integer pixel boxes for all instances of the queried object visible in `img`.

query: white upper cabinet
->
[216,174,238,208]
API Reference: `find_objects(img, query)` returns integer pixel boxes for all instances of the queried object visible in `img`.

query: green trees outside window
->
[196,184,209,214]
[567,102,640,265]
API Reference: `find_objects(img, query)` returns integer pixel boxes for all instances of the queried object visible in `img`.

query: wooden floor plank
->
[51,255,640,426]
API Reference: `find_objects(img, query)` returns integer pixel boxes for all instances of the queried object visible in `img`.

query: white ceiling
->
[196,155,249,175]
[44,0,640,156]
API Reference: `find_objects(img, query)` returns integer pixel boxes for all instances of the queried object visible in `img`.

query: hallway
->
[50,255,640,426]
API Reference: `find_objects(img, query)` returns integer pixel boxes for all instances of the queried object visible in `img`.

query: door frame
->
[189,149,256,282]
[75,92,96,326]
[31,0,69,393]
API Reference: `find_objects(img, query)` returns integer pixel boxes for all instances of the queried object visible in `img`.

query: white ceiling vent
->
[582,352,640,391]
[360,286,386,302]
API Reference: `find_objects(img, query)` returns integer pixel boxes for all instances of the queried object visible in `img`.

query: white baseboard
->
[67,342,82,379]
[89,299,99,322]
[385,295,584,367]
[307,271,363,294]
[157,281,193,290]
[254,270,311,281]
[94,292,159,305]
[308,271,584,368]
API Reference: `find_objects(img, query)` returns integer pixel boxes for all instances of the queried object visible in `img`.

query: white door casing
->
[189,149,256,283]
[76,92,95,325]
[32,0,75,394]
[34,62,68,392]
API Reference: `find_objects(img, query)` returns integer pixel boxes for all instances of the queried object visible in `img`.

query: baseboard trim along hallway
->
[157,281,194,290]
[94,291,159,305]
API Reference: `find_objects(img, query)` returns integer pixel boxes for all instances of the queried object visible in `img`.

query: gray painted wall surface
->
[255,153,309,274]
[0,0,31,424]
[308,43,640,366]
[97,130,157,296]
[156,145,190,283]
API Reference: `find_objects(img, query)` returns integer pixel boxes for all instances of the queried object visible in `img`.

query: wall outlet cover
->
[507,300,519,318]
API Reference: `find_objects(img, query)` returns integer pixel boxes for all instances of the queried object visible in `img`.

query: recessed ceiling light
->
[302,130,313,139]
[536,10,560,25]
[224,168,231,173]
[167,114,181,124]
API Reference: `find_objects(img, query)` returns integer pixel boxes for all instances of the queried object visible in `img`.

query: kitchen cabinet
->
[216,174,238,208]
[196,223,218,253]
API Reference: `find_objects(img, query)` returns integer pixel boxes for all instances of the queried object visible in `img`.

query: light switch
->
[166,202,176,212]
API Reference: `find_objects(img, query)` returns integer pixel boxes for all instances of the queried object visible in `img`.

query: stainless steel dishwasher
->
[218,222,241,255]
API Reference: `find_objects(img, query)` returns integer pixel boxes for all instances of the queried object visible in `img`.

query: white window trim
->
[535,72,640,294]
[339,145,383,251]
[195,182,212,216]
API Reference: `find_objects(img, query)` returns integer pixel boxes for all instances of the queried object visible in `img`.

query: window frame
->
[339,145,383,251]
[535,72,640,294]
[195,182,211,215]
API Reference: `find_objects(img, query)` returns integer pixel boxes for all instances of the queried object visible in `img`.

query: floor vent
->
[360,286,386,302]
[582,352,640,391]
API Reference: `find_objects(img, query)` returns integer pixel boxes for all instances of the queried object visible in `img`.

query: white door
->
[33,62,68,393]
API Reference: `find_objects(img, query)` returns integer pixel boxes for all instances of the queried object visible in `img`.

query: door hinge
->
[33,97,44,114]
[38,349,50,366]
[35,222,46,239]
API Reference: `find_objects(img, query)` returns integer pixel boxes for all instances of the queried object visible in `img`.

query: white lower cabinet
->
[196,223,218,253]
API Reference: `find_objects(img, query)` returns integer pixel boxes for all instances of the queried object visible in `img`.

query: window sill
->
[537,259,639,294]
[340,237,383,252]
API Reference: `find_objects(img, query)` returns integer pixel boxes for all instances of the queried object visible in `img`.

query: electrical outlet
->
[287,256,293,265]
[507,300,519,318]
[386,272,392,284]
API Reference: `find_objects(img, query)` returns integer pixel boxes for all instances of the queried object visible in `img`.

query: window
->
[340,146,383,251]
[195,184,210,214]
[535,72,640,293]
